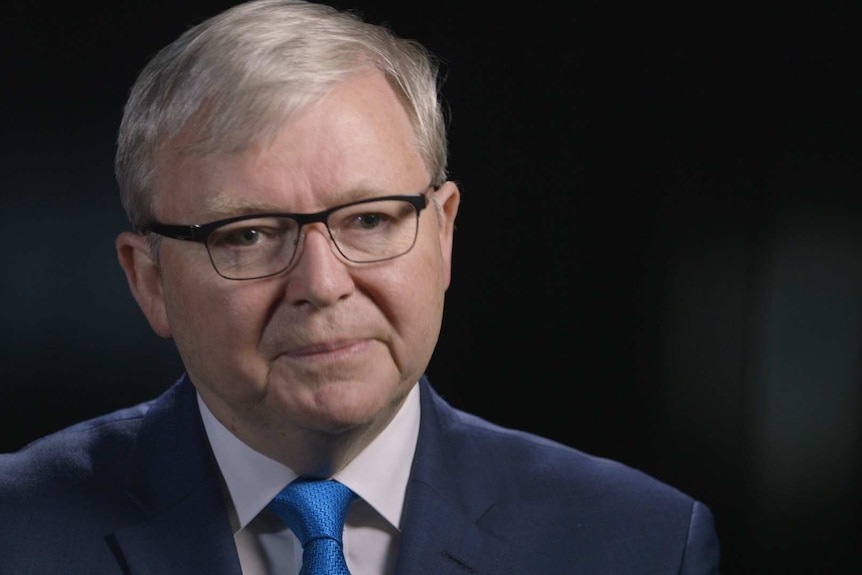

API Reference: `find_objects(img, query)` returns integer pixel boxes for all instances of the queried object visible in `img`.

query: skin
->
[116,70,460,477]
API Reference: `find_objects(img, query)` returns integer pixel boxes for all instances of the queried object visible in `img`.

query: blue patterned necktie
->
[268,478,357,575]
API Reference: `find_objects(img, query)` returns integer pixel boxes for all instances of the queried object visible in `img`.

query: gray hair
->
[115,0,448,229]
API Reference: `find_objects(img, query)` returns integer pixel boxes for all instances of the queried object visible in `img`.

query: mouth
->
[284,339,371,362]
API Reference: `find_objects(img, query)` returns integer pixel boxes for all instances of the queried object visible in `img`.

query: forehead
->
[152,71,428,220]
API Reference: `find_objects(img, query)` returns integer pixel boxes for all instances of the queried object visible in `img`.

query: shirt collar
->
[198,383,421,532]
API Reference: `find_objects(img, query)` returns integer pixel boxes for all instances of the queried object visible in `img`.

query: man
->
[0,1,721,573]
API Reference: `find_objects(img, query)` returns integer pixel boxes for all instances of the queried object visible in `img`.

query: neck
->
[199,389,406,477]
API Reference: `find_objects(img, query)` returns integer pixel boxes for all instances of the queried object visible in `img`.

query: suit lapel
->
[112,482,240,575]
[111,376,242,575]
[397,481,511,575]
[395,379,517,575]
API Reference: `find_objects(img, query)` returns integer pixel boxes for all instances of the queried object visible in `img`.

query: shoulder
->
[0,401,152,499]
[0,400,159,570]
[421,379,714,528]
[446,400,686,501]
[426,383,679,496]
[419,382,721,571]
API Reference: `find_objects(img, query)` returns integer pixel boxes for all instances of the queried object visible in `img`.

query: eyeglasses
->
[141,192,431,280]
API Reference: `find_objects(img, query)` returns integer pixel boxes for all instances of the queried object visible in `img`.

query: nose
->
[283,224,355,308]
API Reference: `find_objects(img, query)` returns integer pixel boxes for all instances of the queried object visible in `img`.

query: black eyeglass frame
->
[139,191,432,279]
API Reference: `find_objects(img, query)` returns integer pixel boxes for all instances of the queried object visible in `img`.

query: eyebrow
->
[200,186,395,218]
[202,195,284,217]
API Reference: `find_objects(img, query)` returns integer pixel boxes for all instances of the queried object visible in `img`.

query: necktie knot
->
[268,478,357,574]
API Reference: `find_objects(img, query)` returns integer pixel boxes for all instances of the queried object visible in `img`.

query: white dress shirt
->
[198,384,420,575]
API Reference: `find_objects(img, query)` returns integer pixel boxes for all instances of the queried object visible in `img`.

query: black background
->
[3,2,862,573]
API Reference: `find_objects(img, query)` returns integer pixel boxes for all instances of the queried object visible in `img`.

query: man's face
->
[120,71,458,456]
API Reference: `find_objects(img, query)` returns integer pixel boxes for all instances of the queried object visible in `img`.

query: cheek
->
[377,244,446,355]
[160,262,272,369]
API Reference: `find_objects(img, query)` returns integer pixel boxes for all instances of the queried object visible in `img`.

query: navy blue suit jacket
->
[0,375,720,573]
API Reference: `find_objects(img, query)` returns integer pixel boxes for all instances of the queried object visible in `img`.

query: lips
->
[284,338,370,360]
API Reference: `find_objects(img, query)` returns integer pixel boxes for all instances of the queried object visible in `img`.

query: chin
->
[303,379,399,430]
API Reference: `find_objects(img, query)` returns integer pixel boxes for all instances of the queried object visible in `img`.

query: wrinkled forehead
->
[161,62,414,155]
[152,71,421,187]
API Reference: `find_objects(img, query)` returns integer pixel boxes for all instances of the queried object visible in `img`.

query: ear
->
[433,181,460,289]
[116,231,173,338]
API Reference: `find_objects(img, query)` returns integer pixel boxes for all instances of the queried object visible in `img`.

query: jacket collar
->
[112,375,241,575]
[395,377,515,574]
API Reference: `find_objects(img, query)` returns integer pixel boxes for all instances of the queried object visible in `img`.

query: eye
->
[207,217,296,249]
[225,227,263,246]
[354,212,384,229]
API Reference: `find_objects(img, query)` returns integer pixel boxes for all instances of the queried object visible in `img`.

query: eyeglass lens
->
[206,197,420,279]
